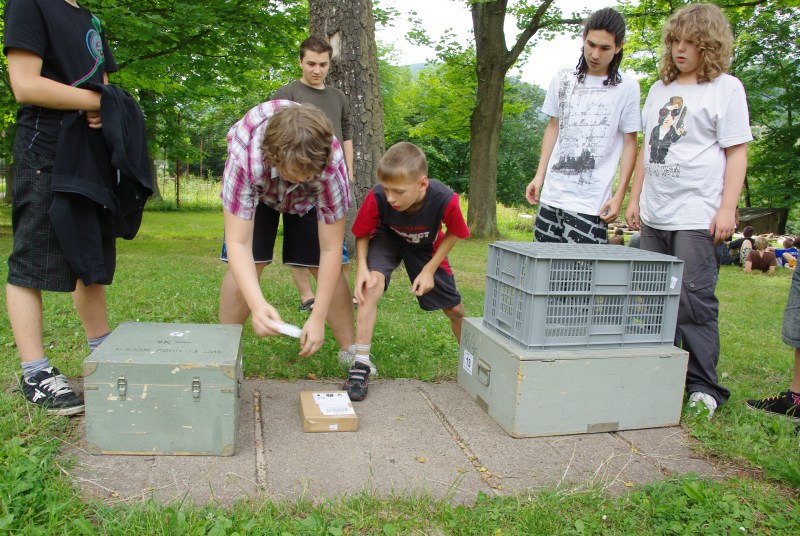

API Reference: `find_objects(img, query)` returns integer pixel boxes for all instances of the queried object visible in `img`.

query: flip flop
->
[298,298,315,312]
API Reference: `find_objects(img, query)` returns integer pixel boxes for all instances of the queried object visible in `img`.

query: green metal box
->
[83,323,243,456]
[458,318,688,437]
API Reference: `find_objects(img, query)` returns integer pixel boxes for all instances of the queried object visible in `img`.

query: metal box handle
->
[192,377,201,400]
[117,375,127,399]
[477,359,491,386]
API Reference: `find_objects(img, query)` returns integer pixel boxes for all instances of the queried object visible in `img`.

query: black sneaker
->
[746,391,800,422]
[342,361,371,402]
[20,367,85,416]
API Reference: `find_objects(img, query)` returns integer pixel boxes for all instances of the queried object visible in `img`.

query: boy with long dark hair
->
[525,8,640,243]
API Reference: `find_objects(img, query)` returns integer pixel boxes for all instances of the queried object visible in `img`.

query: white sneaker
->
[338,350,356,367]
[688,391,717,420]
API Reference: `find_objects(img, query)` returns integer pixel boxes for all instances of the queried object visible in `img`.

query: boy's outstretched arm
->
[412,231,461,297]
[600,131,639,223]
[625,148,647,230]
[300,218,346,357]
[710,143,748,245]
[223,209,282,337]
[525,116,559,205]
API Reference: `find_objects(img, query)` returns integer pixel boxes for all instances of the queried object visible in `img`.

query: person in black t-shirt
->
[3,0,118,415]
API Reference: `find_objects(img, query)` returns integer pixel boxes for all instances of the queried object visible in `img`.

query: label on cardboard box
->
[300,391,358,432]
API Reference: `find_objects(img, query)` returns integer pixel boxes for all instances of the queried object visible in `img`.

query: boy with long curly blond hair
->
[626,3,752,419]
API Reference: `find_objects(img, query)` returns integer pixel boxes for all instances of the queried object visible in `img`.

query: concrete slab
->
[429,381,727,492]
[617,427,722,477]
[261,379,488,503]
[62,378,719,506]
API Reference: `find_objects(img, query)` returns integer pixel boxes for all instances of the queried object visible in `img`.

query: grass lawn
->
[1,206,799,534]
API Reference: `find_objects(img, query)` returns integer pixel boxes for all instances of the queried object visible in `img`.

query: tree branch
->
[117,29,214,70]
[505,0,555,71]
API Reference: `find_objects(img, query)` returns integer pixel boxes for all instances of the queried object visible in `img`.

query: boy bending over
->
[221,101,355,359]
[346,142,470,401]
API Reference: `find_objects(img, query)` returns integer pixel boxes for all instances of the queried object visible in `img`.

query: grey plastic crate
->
[483,242,684,349]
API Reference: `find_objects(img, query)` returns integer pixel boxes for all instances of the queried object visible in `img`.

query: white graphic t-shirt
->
[640,74,752,230]
[539,68,641,215]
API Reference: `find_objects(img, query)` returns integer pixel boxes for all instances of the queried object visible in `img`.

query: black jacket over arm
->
[49,84,153,286]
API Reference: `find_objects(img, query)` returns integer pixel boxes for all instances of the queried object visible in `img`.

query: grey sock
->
[88,332,110,353]
[22,357,51,380]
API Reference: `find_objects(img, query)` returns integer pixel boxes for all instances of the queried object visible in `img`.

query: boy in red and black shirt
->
[346,142,470,400]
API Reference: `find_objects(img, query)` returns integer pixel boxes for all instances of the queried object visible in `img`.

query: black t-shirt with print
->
[3,0,117,157]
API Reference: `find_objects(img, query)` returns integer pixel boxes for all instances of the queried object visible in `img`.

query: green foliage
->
[379,47,545,201]
[0,0,17,157]
[730,3,800,207]
[379,47,476,192]
[497,77,547,206]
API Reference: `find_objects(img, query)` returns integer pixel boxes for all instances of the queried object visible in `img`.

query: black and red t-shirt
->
[352,179,470,251]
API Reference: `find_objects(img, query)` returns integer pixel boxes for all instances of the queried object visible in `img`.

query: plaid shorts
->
[7,140,116,292]
[533,203,608,244]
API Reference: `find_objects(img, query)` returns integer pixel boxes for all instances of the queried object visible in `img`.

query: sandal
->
[298,298,315,312]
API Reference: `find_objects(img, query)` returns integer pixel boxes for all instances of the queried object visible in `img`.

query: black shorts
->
[221,202,328,266]
[366,227,461,311]
[7,140,115,292]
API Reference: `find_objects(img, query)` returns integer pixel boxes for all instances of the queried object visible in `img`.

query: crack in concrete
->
[418,386,503,494]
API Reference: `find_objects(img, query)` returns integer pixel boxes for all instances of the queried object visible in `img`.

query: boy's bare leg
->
[443,303,465,343]
[219,263,268,324]
[291,266,315,305]
[791,348,800,393]
[308,267,355,350]
[6,284,45,362]
[354,272,385,347]
[342,262,357,304]
[72,281,109,339]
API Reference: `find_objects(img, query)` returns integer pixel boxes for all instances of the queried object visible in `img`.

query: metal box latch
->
[192,377,201,401]
[117,375,127,399]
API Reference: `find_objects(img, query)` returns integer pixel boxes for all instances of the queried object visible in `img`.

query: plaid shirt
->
[221,100,351,224]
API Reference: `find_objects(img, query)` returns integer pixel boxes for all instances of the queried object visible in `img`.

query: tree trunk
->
[469,1,508,237]
[468,0,555,237]
[308,0,385,207]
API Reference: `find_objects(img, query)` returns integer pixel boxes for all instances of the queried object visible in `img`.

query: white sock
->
[355,344,371,363]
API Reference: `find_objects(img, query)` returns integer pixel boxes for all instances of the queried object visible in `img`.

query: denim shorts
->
[782,268,800,347]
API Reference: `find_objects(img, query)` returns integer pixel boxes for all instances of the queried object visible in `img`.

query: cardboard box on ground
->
[300,391,358,432]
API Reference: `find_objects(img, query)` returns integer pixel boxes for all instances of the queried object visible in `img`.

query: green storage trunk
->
[458,318,688,437]
[83,323,243,456]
